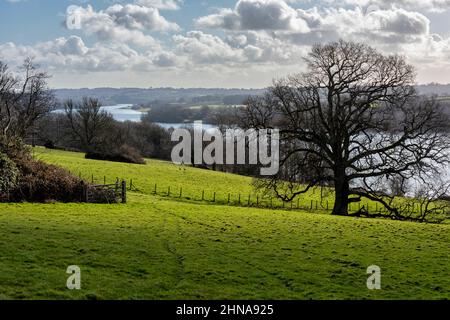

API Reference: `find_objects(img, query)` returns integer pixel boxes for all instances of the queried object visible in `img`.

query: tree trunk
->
[333,174,349,216]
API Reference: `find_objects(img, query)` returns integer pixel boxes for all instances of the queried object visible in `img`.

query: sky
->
[1,0,450,88]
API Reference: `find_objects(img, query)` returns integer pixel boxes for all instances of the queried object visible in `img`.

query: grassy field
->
[35,148,376,211]
[0,148,448,300]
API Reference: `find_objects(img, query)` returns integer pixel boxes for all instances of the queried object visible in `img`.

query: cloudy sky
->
[1,0,450,88]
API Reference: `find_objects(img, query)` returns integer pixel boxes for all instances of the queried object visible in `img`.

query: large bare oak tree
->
[241,40,450,219]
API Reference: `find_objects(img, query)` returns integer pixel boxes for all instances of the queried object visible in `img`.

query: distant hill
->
[52,87,266,106]
[416,84,450,96]
[52,84,450,106]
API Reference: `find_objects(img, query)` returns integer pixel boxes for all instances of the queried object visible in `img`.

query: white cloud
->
[3,0,450,87]
[333,0,450,13]
[173,31,244,64]
[0,36,174,73]
[136,0,183,10]
[192,0,450,84]
[294,7,431,43]
[104,4,180,31]
[196,0,310,32]
[65,4,179,47]
[197,2,430,41]
[172,30,308,66]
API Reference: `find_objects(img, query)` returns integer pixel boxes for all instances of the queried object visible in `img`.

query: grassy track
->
[0,148,448,299]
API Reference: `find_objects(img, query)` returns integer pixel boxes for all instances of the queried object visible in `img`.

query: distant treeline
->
[140,102,242,124]
[51,85,450,106]
[53,88,265,106]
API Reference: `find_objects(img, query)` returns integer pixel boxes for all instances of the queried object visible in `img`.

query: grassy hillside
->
[0,148,448,300]
[35,148,375,212]
[35,147,256,199]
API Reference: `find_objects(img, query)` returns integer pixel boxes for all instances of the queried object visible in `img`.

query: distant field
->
[0,148,448,300]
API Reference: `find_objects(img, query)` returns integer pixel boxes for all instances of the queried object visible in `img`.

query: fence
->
[73,173,444,215]
[150,183,447,216]
[82,179,127,204]
[149,182,404,215]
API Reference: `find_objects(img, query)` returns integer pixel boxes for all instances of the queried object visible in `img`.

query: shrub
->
[9,157,84,202]
[44,139,55,149]
[0,152,19,196]
[8,152,117,203]
[0,138,31,163]
[1,137,119,203]
[85,145,145,165]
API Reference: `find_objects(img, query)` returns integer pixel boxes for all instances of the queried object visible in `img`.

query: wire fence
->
[72,172,436,215]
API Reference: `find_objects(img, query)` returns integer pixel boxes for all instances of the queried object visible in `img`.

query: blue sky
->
[1,0,450,88]
[0,1,257,44]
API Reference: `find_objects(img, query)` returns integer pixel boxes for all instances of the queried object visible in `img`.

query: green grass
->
[35,147,256,199]
[0,148,448,300]
[34,147,377,212]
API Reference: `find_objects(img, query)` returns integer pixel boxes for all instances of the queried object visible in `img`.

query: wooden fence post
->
[228,193,230,204]
[202,190,205,201]
[180,187,182,198]
[213,192,216,202]
[82,182,88,202]
[122,180,127,203]
[154,184,157,195]
[238,194,241,205]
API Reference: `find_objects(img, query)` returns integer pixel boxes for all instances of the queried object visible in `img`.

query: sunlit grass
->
[0,147,448,299]
[0,193,448,300]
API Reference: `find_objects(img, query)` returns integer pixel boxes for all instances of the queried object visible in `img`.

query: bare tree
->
[0,58,53,141]
[64,97,113,151]
[241,40,450,219]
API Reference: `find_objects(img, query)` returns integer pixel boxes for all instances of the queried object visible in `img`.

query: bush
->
[85,145,145,165]
[44,139,55,149]
[6,150,116,203]
[0,138,31,163]
[1,137,119,203]
[0,152,19,196]
[9,157,85,202]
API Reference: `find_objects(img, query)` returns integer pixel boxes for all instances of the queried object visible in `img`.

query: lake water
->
[56,104,217,130]
[101,104,142,122]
